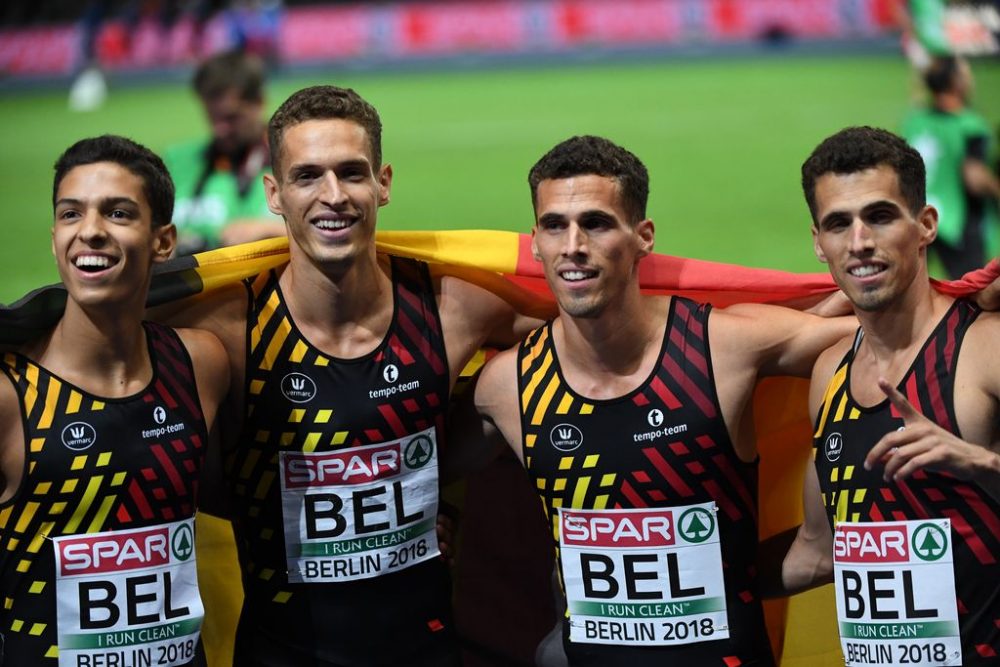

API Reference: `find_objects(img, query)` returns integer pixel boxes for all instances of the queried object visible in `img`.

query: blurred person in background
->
[903,55,1000,278]
[164,49,283,255]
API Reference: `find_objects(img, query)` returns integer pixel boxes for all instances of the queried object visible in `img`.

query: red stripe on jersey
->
[944,509,997,565]
[703,479,739,521]
[152,443,187,497]
[397,280,441,337]
[632,393,650,407]
[649,375,682,410]
[620,479,648,508]
[668,326,708,378]
[957,484,1000,544]
[388,334,416,366]
[397,309,446,375]
[642,447,694,497]
[663,353,716,418]
[713,453,756,521]
[377,404,408,439]
[129,479,154,520]
[944,308,959,372]
[922,339,952,431]
[896,480,930,520]
[153,378,180,410]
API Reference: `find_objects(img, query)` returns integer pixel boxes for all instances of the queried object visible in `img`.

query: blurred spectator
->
[903,56,1000,277]
[899,0,952,71]
[164,50,284,255]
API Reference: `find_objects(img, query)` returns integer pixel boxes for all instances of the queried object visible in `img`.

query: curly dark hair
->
[53,135,174,228]
[528,135,649,224]
[268,85,382,176]
[801,126,925,223]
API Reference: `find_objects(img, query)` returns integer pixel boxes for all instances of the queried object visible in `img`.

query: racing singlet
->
[0,322,208,666]
[519,297,774,666]
[813,300,1000,665]
[229,256,455,665]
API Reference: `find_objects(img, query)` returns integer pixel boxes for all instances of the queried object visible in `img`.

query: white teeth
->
[314,219,350,230]
[74,256,112,268]
[850,265,885,277]
[561,270,596,281]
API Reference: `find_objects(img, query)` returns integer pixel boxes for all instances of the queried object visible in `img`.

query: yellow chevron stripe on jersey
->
[813,363,848,437]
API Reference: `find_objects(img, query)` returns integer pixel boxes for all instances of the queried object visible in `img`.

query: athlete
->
[451,135,856,666]
[902,56,1000,278]
[159,85,540,666]
[0,135,229,665]
[769,126,1000,664]
[165,50,284,254]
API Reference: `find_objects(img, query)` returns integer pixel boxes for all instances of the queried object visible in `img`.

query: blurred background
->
[1,0,997,303]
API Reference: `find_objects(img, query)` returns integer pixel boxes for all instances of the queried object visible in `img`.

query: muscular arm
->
[0,369,25,505]
[758,343,845,597]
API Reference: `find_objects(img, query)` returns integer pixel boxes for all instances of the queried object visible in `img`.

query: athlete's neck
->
[854,275,952,372]
[555,290,666,400]
[932,92,965,114]
[27,300,152,398]
[280,248,394,357]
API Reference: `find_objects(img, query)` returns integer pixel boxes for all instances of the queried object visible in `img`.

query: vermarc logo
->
[824,432,844,462]
[550,424,583,452]
[281,372,317,404]
[62,422,97,451]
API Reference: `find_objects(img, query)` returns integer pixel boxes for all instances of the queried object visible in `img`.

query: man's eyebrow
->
[55,196,139,208]
[818,199,901,227]
[860,199,901,213]
[538,212,566,225]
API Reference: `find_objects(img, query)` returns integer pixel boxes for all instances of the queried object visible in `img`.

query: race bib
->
[559,502,729,647]
[53,518,202,667]
[834,520,962,666]
[279,427,440,583]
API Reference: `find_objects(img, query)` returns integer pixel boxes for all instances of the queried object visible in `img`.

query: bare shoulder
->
[437,274,510,323]
[712,302,820,340]
[809,334,854,413]
[173,327,230,403]
[477,346,519,408]
[960,310,1000,393]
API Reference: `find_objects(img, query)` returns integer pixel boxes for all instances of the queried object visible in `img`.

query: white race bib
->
[834,519,963,666]
[280,427,440,583]
[53,518,202,667]
[559,502,729,647]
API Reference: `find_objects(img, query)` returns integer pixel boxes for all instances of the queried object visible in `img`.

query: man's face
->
[264,118,391,270]
[812,165,936,312]
[52,162,175,308]
[202,89,264,154]
[531,175,653,318]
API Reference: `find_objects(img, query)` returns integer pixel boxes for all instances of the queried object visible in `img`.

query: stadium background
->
[1,1,998,665]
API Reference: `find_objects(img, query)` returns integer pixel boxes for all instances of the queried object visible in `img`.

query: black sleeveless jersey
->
[519,297,774,666]
[0,322,207,666]
[813,299,1000,664]
[229,256,455,666]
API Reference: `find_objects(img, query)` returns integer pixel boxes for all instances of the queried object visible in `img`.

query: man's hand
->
[865,378,998,482]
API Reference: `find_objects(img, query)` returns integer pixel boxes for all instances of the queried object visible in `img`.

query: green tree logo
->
[678,507,715,543]
[911,523,948,562]
[405,435,434,469]
[172,524,195,561]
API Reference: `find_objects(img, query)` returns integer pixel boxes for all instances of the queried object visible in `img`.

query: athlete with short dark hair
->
[0,135,230,665]
[160,85,541,666]
[769,126,1000,664]
[451,134,855,666]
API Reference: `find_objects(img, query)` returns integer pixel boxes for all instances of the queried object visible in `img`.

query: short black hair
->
[924,56,960,95]
[801,126,925,223]
[528,135,649,224]
[193,50,265,102]
[268,85,383,175]
[53,135,175,228]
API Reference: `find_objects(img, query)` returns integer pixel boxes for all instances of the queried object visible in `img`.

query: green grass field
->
[2,54,998,304]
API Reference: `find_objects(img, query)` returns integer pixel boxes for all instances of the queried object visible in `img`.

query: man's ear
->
[378,163,393,207]
[917,205,938,247]
[530,227,541,262]
[635,218,654,257]
[263,173,283,217]
[152,223,177,262]
[812,225,828,264]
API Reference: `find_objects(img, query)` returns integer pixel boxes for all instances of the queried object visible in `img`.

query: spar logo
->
[404,435,434,469]
[171,523,194,561]
[61,422,97,451]
[824,432,844,462]
[282,443,401,488]
[834,524,909,564]
[550,423,583,452]
[678,506,715,543]
[911,522,948,562]
[58,526,170,576]
[647,409,664,428]
[281,372,317,404]
[561,509,675,548]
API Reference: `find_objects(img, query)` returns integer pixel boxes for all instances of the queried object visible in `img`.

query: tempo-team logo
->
[383,364,399,384]
[281,372,317,404]
[647,409,664,428]
[153,406,167,425]
[824,432,844,462]
[550,423,583,452]
[61,421,97,451]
